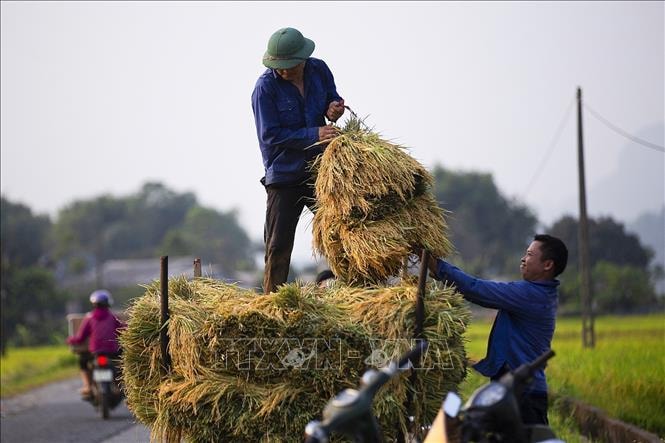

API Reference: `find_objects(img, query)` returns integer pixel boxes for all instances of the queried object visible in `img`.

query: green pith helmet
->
[263,27,315,70]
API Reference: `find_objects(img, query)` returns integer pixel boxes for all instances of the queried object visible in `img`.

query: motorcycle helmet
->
[89,289,114,307]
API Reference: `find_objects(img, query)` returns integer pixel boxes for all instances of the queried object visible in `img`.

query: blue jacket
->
[434,259,559,393]
[251,58,342,186]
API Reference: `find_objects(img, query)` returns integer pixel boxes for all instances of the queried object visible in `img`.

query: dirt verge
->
[553,395,663,443]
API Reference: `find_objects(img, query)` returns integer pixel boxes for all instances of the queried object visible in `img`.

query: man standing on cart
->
[252,27,345,294]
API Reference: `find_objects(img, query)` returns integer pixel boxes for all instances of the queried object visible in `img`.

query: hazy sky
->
[2,1,663,266]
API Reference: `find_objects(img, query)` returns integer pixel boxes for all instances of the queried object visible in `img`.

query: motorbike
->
[304,344,562,443]
[85,353,124,419]
[425,350,563,443]
[304,340,429,443]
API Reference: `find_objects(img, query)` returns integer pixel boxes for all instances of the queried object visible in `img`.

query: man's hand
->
[326,99,345,122]
[318,124,338,141]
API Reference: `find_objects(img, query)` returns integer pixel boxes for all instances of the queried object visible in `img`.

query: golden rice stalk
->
[120,278,469,442]
[311,115,453,284]
[312,116,433,221]
[313,195,453,285]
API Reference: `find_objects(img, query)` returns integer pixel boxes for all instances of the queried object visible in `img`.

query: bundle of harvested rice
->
[312,116,453,285]
[121,277,470,442]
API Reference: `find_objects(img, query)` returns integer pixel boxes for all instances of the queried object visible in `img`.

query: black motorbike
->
[304,344,562,443]
[426,350,563,443]
[304,340,429,443]
[85,353,124,419]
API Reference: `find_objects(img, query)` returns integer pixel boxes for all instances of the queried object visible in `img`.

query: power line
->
[583,102,664,153]
[522,95,576,199]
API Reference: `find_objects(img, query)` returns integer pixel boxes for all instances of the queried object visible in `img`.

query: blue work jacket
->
[251,58,342,186]
[434,259,559,394]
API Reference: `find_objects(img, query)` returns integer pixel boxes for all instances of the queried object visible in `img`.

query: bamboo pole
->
[160,256,171,372]
[194,258,202,278]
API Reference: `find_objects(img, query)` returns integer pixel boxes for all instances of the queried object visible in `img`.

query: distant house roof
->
[60,256,237,288]
[102,256,208,286]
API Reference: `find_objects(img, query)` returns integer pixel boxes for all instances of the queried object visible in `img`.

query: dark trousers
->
[518,391,549,425]
[263,182,316,294]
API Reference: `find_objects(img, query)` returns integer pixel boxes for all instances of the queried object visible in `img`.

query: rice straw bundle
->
[312,116,453,285]
[121,277,470,442]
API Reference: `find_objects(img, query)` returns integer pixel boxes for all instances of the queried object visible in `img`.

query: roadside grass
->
[1,345,78,398]
[463,313,665,438]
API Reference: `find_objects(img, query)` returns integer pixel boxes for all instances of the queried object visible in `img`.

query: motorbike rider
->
[67,289,125,398]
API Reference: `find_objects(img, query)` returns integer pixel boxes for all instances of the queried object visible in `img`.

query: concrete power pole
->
[577,87,595,348]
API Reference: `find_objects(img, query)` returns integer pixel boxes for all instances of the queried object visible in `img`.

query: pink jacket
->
[67,307,125,354]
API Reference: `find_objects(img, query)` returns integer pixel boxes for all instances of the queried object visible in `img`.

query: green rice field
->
[462,313,665,438]
[0,345,78,397]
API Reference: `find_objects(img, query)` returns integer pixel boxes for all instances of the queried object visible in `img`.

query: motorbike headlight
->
[469,382,507,408]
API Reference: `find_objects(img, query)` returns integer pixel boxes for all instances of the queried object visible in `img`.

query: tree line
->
[1,182,256,354]
[1,170,662,354]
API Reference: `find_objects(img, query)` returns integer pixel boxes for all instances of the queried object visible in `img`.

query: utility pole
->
[577,87,595,348]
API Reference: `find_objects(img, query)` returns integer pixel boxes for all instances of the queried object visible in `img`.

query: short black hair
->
[534,234,568,277]
[315,269,335,285]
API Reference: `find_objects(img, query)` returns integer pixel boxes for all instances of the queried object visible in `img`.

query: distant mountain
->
[629,206,665,293]
[587,123,664,223]
[629,207,665,267]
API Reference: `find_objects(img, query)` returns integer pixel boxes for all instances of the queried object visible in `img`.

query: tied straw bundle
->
[312,115,453,285]
[121,277,470,442]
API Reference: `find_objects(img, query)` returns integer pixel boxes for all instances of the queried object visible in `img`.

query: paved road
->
[1,377,150,443]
